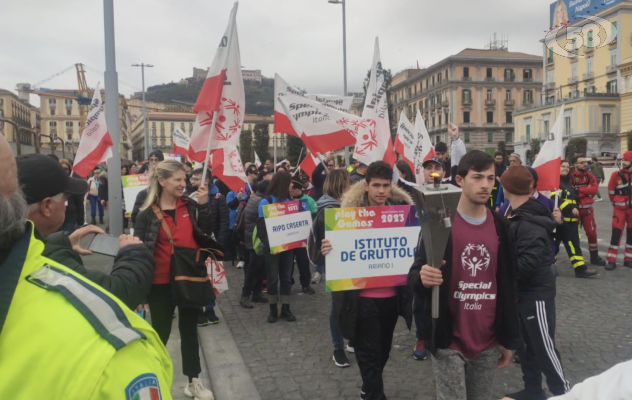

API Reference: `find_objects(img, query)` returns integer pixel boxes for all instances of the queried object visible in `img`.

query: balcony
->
[599,125,620,134]
[442,100,449,108]
[504,77,515,82]
[568,76,578,84]
[430,104,436,111]
[582,71,593,80]
[462,76,471,81]
[484,77,495,82]
[485,99,496,107]
[523,78,533,83]
[504,99,515,107]
[547,57,554,64]
[436,102,443,110]
[546,82,556,90]
[462,98,472,106]
[606,65,617,74]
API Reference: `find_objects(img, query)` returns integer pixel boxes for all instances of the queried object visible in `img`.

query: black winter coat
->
[42,230,155,310]
[183,188,230,252]
[508,198,557,300]
[407,210,522,355]
[133,197,224,255]
[98,173,109,203]
[64,192,85,228]
[131,189,148,225]
[311,162,326,201]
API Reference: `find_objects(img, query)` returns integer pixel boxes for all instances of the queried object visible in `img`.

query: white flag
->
[254,151,261,169]
[73,82,113,178]
[394,111,416,172]
[532,104,565,191]
[172,127,191,155]
[413,110,436,184]
[211,145,248,193]
[353,38,396,167]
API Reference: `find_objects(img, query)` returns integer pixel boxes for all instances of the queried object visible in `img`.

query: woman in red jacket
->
[134,160,221,400]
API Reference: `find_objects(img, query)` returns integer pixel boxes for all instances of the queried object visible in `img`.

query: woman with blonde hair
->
[134,160,222,400]
[553,0,568,28]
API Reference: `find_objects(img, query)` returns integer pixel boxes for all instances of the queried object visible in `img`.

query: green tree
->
[239,130,253,163]
[286,135,304,167]
[363,68,396,137]
[567,137,588,159]
[530,138,541,158]
[252,124,270,163]
[497,141,508,164]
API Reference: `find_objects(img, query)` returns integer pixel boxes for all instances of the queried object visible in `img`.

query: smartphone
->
[88,234,120,257]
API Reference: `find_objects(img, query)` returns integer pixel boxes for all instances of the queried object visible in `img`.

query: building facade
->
[619,56,632,150]
[388,49,543,155]
[513,0,632,163]
[0,89,41,156]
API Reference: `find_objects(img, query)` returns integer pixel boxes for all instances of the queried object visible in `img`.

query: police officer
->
[606,151,632,270]
[0,134,173,399]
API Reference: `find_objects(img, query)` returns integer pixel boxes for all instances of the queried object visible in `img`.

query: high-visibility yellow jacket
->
[0,223,173,400]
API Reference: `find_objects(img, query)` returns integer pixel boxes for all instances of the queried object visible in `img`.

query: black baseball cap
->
[291,180,303,190]
[422,157,445,170]
[16,154,88,205]
[257,169,273,181]
[246,164,258,175]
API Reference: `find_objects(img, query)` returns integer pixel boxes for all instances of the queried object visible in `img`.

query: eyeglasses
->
[327,164,335,167]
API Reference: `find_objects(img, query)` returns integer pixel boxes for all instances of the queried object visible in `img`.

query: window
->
[48,99,56,106]
[463,111,470,123]
[587,56,593,74]
[412,103,417,114]
[610,51,617,67]
[66,109,71,116]
[526,125,531,142]
[408,87,412,97]
[505,89,512,101]
[571,63,577,78]
[506,112,513,123]
[161,138,165,147]
[432,116,435,127]
[548,48,554,62]
[425,79,429,89]
[486,68,492,78]
[170,122,175,131]
[67,133,72,141]
[0,99,3,106]
[486,89,493,101]
[152,122,156,128]
[189,123,193,132]
[607,80,618,93]
[463,67,469,78]
[438,114,442,126]
[571,38,577,52]
[408,105,412,116]
[486,111,494,123]
[49,121,57,128]
[602,113,612,133]
[504,68,514,81]
[547,70,554,84]
[432,76,435,86]
[524,90,533,103]
[506,132,512,142]
[523,69,532,80]
[160,122,164,128]
[462,89,471,102]
[437,73,442,84]
[565,116,571,135]
[487,132,493,142]
[181,122,185,130]
[587,30,593,48]
[543,120,550,135]
[437,93,442,104]
[425,99,429,109]
[65,99,72,107]
[464,132,470,143]
[445,70,448,80]
[65,121,73,128]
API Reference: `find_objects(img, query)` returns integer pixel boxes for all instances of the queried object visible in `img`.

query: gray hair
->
[0,186,30,248]
[27,192,64,214]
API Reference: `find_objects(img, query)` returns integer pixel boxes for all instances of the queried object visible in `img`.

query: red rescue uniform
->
[570,169,599,251]
[607,169,632,262]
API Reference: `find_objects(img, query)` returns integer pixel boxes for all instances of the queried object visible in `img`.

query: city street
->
[80,199,632,399]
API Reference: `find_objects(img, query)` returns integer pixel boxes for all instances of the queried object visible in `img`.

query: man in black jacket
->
[500,166,570,400]
[187,168,230,250]
[409,150,521,400]
[15,154,155,310]
[311,153,335,201]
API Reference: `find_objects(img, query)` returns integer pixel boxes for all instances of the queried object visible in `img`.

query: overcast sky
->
[1,0,554,108]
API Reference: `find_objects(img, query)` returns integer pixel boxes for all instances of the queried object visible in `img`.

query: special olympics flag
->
[532,104,565,191]
[413,109,435,184]
[73,82,113,178]
[298,153,319,178]
[172,127,191,155]
[190,2,245,161]
[394,111,416,174]
[210,145,248,193]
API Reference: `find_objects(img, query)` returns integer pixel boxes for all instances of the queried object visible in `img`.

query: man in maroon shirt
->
[408,150,521,400]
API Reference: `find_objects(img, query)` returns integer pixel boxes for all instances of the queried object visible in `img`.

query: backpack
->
[307,204,337,267]
[232,200,248,242]
[252,196,273,256]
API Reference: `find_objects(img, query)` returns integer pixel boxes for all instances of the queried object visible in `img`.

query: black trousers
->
[354,296,399,400]
[147,284,201,378]
[517,299,570,396]
[554,221,586,269]
[242,250,265,297]
[293,247,312,288]
[265,250,294,304]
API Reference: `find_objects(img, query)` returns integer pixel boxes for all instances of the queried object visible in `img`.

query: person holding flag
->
[605,151,632,270]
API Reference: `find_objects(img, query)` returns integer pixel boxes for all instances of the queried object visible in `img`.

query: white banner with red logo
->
[73,83,113,178]
[254,151,261,169]
[414,109,435,184]
[205,257,228,295]
[298,153,319,178]
[278,94,362,155]
[190,2,244,161]
[353,38,396,167]
[394,110,416,173]
[532,104,564,192]
[274,73,353,137]
[172,127,191,155]
[211,145,248,193]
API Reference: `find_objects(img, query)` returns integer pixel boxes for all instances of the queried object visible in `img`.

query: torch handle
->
[432,285,439,319]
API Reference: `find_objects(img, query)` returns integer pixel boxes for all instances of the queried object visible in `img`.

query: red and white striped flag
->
[394,110,416,173]
[353,38,396,167]
[532,104,565,191]
[73,83,113,178]
[274,73,353,137]
[211,145,248,193]
[189,2,244,161]
[172,127,190,155]
[278,94,361,156]
[298,153,319,178]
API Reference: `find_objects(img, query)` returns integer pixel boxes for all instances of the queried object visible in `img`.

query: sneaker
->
[333,349,350,368]
[596,197,603,202]
[302,286,316,295]
[311,271,322,284]
[412,340,427,360]
[239,296,254,309]
[346,342,355,353]
[236,261,245,269]
[184,378,215,400]
[205,309,219,325]
[504,389,546,400]
[513,352,521,364]
[575,266,598,278]
[197,314,209,327]
[251,292,268,303]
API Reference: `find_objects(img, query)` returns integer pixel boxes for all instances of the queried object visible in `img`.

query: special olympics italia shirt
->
[448,209,498,359]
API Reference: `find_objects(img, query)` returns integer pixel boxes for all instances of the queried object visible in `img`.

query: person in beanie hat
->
[605,151,632,270]
[501,165,570,400]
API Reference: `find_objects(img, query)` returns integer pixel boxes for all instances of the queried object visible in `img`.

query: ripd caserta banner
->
[263,199,312,254]
[324,205,420,292]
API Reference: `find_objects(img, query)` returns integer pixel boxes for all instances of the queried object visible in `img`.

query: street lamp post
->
[328,0,349,166]
[132,63,154,160]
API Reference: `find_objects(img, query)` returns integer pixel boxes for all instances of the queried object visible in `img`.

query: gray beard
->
[0,188,29,249]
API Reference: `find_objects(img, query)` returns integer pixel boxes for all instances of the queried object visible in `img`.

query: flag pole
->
[316,152,330,174]
[295,147,304,170]
[292,147,305,177]
[201,111,218,184]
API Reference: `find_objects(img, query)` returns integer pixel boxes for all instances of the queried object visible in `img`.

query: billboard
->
[550,0,623,29]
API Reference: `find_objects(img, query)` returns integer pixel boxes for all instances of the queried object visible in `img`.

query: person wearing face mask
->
[134,160,222,400]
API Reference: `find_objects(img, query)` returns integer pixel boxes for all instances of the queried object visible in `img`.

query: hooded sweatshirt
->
[508,197,557,300]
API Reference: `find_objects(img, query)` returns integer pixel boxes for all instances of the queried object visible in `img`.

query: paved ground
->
[216,200,632,400]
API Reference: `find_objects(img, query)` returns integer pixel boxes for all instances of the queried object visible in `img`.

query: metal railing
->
[485,99,496,106]
[462,98,472,105]
[504,99,515,106]
[583,72,593,80]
